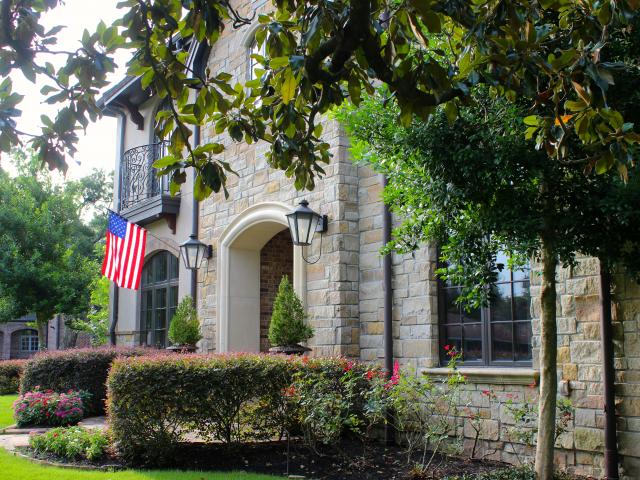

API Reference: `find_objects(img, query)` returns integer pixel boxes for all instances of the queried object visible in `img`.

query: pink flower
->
[385,361,400,389]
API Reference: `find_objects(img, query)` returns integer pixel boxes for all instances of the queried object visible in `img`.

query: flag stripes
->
[101,212,147,290]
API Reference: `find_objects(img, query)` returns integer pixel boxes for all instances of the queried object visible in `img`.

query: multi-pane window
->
[140,251,179,348]
[20,330,39,352]
[439,252,532,366]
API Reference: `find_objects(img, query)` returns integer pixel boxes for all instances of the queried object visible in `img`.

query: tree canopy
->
[0,151,111,344]
[1,0,639,198]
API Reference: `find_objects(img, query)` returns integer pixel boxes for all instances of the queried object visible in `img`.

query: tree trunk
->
[535,239,558,480]
[35,313,48,351]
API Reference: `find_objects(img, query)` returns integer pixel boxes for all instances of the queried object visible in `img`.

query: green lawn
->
[0,449,279,480]
[0,394,17,428]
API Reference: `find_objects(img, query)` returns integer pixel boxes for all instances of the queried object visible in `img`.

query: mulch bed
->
[20,440,512,479]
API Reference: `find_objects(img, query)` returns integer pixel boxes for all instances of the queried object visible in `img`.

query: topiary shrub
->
[107,354,375,466]
[0,359,26,394]
[167,296,202,347]
[21,347,154,416]
[268,275,313,347]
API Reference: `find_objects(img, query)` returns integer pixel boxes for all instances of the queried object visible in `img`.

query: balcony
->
[118,142,180,230]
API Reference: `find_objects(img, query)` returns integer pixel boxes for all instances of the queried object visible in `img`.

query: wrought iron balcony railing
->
[119,142,171,211]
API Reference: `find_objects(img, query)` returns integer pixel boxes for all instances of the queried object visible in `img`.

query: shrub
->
[167,296,202,346]
[29,426,109,461]
[21,347,154,415]
[13,388,87,427]
[0,359,26,394]
[268,275,313,347]
[107,354,377,465]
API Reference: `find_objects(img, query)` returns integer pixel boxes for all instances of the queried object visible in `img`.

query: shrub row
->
[0,359,26,394]
[21,347,154,415]
[107,354,378,465]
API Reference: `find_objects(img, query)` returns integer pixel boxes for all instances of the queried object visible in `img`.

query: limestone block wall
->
[356,165,439,368]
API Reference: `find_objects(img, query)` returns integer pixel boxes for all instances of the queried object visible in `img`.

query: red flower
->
[481,389,491,397]
[385,361,401,389]
[343,361,354,372]
[444,345,451,351]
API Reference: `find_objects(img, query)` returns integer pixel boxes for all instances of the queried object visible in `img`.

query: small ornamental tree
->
[268,276,313,347]
[167,296,202,347]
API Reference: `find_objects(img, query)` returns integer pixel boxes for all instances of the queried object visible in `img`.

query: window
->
[439,252,532,366]
[140,251,179,348]
[20,330,39,352]
[247,37,266,81]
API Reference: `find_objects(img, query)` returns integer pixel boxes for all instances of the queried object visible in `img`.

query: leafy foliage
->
[0,359,26,394]
[67,268,110,347]
[268,276,313,347]
[21,347,153,416]
[0,151,111,345]
[1,0,639,197]
[167,296,202,347]
[106,354,376,466]
[13,388,88,427]
[29,426,110,462]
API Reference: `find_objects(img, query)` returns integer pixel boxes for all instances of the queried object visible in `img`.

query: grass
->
[0,449,280,480]
[0,394,17,428]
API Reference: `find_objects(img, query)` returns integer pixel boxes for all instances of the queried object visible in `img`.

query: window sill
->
[422,367,539,386]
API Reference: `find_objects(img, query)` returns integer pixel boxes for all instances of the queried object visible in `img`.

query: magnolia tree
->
[2,1,640,478]
[337,88,640,478]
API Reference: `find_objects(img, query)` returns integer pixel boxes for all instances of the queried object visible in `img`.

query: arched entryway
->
[218,202,306,352]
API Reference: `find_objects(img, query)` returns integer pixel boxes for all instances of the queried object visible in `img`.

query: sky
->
[10,0,132,180]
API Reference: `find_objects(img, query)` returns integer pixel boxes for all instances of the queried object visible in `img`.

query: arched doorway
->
[218,202,306,352]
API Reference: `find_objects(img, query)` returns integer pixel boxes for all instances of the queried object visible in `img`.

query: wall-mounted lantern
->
[179,234,213,270]
[286,200,328,263]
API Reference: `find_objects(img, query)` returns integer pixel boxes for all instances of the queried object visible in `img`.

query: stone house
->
[98,1,640,477]
[0,314,90,360]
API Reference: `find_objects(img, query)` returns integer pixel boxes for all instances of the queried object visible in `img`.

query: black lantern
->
[286,200,328,247]
[179,234,212,270]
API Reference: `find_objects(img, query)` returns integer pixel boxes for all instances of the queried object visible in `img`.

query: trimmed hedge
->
[0,359,26,394]
[107,354,374,465]
[21,347,154,415]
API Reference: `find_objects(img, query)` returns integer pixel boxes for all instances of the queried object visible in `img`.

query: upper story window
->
[248,37,266,81]
[438,251,532,366]
[20,329,39,352]
[140,251,179,348]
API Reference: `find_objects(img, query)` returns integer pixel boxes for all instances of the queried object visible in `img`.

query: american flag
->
[102,211,147,290]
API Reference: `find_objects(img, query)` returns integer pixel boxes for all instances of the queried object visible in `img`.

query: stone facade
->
[102,0,640,477]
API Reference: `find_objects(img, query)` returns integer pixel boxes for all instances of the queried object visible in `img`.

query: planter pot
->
[268,344,312,356]
[166,344,197,353]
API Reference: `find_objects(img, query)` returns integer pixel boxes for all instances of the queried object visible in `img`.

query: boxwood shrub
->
[107,354,374,465]
[21,347,153,416]
[0,359,26,394]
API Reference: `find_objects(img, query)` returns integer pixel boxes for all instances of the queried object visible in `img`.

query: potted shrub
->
[268,276,313,355]
[167,296,202,353]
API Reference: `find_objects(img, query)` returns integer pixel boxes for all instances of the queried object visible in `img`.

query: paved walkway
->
[0,416,107,453]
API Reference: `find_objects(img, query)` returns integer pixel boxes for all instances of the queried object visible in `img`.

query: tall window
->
[20,330,39,352]
[140,251,179,348]
[439,252,532,366]
[248,37,266,81]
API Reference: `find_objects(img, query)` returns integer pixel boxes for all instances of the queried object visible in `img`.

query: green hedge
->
[21,347,153,416]
[0,360,26,394]
[107,354,373,465]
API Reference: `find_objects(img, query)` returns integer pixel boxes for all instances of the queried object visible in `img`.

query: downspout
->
[110,108,126,346]
[191,123,201,305]
[599,259,619,479]
[382,175,394,444]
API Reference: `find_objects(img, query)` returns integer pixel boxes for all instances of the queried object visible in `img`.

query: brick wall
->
[259,229,294,351]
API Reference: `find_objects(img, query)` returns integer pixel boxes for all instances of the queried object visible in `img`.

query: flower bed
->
[13,388,87,427]
[29,426,109,462]
[21,347,155,415]
[0,359,26,394]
